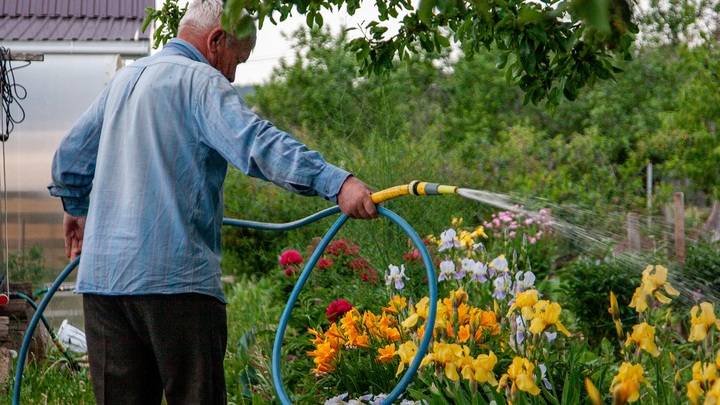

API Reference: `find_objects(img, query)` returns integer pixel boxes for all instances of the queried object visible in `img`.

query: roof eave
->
[0,40,152,57]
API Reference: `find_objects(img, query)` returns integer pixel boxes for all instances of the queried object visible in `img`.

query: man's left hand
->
[336,176,378,219]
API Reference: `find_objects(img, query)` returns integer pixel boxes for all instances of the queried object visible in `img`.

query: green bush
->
[555,255,642,347]
[9,245,52,291]
[673,238,720,307]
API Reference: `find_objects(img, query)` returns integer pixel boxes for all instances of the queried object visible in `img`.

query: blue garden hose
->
[13,203,439,405]
[12,255,80,405]
[10,292,81,371]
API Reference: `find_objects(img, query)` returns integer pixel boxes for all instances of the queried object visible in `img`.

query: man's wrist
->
[61,197,89,216]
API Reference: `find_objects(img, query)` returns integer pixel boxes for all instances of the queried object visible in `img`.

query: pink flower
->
[317,258,333,270]
[326,299,353,323]
[280,250,303,267]
[284,268,293,276]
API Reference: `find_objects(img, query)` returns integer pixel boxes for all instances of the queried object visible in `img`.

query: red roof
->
[0,0,155,41]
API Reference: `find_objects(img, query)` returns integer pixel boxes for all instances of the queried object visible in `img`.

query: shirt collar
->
[162,38,211,65]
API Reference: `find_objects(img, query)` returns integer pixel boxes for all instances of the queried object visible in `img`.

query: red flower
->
[280,250,303,267]
[403,249,421,262]
[317,258,333,270]
[349,257,369,270]
[325,239,359,257]
[284,268,293,276]
[359,268,379,284]
[326,299,353,323]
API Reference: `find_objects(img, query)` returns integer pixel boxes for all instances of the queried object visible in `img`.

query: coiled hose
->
[12,181,458,404]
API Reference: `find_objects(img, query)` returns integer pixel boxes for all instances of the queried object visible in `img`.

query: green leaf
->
[496,52,510,69]
[570,0,610,34]
[236,15,255,39]
[141,7,155,33]
[419,0,436,24]
[436,32,451,48]
[549,86,561,105]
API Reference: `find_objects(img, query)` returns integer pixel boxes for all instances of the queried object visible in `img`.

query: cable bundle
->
[0,46,28,142]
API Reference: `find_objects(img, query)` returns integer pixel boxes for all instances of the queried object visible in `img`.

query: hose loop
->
[268,206,437,404]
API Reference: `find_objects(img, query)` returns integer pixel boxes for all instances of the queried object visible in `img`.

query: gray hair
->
[179,0,257,49]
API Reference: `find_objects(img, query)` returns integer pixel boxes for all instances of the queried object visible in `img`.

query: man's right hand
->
[63,213,86,260]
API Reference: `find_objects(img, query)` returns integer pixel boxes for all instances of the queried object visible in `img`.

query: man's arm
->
[48,86,108,216]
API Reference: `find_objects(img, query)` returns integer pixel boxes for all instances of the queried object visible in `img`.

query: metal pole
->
[674,192,685,262]
[646,163,652,229]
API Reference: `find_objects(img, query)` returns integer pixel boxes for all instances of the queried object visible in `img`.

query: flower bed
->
[235,210,720,405]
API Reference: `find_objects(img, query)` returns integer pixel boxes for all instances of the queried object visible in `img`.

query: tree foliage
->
[246,18,720,208]
[146,0,638,106]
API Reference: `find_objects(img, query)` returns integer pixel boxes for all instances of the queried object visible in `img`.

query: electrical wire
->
[0,47,30,298]
[0,47,28,140]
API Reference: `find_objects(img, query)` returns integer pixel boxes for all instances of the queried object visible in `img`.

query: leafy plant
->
[8,245,52,291]
[142,0,188,48]
[555,255,642,347]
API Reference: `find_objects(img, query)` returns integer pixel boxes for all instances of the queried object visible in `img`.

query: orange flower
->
[377,344,396,363]
[458,324,471,343]
[382,295,407,313]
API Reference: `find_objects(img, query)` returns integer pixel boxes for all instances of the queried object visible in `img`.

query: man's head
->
[178,0,257,82]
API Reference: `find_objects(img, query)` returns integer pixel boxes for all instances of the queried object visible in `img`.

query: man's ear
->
[207,28,225,55]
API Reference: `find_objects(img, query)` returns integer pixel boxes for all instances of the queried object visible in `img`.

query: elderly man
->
[48,0,377,403]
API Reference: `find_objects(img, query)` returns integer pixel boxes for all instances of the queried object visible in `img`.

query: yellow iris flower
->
[706,379,720,404]
[686,360,719,405]
[420,343,470,381]
[629,265,680,313]
[625,322,660,357]
[461,351,498,385]
[609,291,623,339]
[686,378,703,405]
[688,302,720,342]
[401,313,420,329]
[585,378,602,405]
[498,356,541,396]
[507,289,539,319]
[610,362,649,404]
[395,341,418,377]
[528,300,571,336]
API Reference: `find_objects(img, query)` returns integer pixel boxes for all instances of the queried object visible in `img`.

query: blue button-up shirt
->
[48,39,351,303]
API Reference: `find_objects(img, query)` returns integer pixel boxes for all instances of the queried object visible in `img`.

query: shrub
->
[555,256,642,347]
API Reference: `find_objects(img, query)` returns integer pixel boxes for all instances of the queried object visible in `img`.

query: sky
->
[159,1,406,86]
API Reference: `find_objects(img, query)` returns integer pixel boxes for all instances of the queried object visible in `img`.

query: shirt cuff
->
[61,196,90,217]
[315,163,352,204]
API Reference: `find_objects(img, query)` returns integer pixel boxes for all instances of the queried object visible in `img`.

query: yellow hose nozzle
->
[371,181,458,204]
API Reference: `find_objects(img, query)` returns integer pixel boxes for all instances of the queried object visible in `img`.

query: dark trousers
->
[83,293,228,405]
